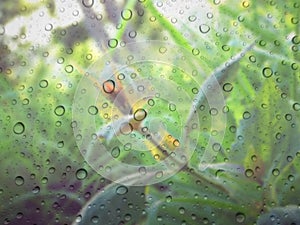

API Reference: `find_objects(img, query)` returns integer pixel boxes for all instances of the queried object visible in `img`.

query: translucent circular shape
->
[72,41,226,186]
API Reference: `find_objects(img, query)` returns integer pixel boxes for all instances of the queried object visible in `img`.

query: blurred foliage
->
[0,0,299,224]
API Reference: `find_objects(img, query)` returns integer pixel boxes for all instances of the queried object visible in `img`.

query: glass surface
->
[0,0,299,224]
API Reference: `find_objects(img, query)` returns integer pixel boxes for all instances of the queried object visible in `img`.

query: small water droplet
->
[147,99,155,106]
[235,212,246,223]
[65,65,74,73]
[54,105,65,116]
[155,171,163,178]
[13,122,25,134]
[243,111,251,119]
[15,176,25,186]
[88,105,98,115]
[121,9,133,20]
[222,45,230,51]
[199,24,210,33]
[39,79,48,88]
[223,83,233,92]
[272,168,280,176]
[45,23,53,31]
[262,67,273,78]
[91,216,99,224]
[32,186,40,194]
[169,103,176,111]
[139,166,146,175]
[108,39,118,48]
[116,185,128,195]
[76,168,87,180]
[292,102,300,111]
[82,0,94,8]
[133,108,147,121]
[111,147,120,158]
[245,169,254,177]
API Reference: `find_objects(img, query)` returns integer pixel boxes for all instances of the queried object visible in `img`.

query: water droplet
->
[262,67,273,78]
[133,108,147,121]
[91,216,99,224]
[116,185,128,195]
[188,15,197,22]
[155,171,163,178]
[103,80,115,93]
[75,215,82,222]
[16,212,23,219]
[32,186,40,194]
[147,99,155,106]
[117,73,125,80]
[13,122,25,134]
[292,35,300,44]
[169,103,176,111]
[192,48,200,56]
[159,46,167,54]
[166,195,172,202]
[223,83,233,92]
[179,207,185,214]
[88,105,98,115]
[292,102,300,111]
[242,1,250,8]
[82,0,94,8]
[235,212,246,223]
[54,105,65,116]
[173,139,180,147]
[245,169,254,177]
[124,214,132,221]
[209,108,218,116]
[120,123,133,135]
[288,174,295,182]
[243,111,251,119]
[65,65,74,73]
[108,39,118,48]
[111,147,120,158]
[222,45,230,51]
[76,168,87,180]
[121,9,133,20]
[129,30,137,38]
[139,166,146,175]
[45,23,53,31]
[212,143,221,151]
[39,79,48,88]
[199,24,210,33]
[15,176,24,186]
[272,168,280,176]
[57,141,64,148]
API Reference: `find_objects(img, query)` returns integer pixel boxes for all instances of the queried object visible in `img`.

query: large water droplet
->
[54,105,65,116]
[108,39,118,48]
[15,176,25,186]
[121,9,133,21]
[133,108,147,121]
[292,102,300,111]
[116,185,128,195]
[88,105,98,115]
[103,80,115,93]
[13,122,25,134]
[223,83,233,92]
[262,67,273,78]
[199,24,210,33]
[76,168,87,180]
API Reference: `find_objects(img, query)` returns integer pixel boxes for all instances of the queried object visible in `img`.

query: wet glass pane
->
[0,0,299,224]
